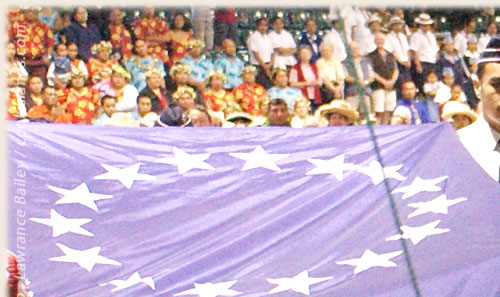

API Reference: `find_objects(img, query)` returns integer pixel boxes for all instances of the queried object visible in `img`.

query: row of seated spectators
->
[7,6,486,130]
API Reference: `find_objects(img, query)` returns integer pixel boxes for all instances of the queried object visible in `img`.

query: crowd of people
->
[7,6,494,129]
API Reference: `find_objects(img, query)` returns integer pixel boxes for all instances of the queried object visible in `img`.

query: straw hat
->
[415,13,434,25]
[367,14,381,26]
[441,101,478,122]
[225,112,253,123]
[106,112,139,127]
[389,16,404,26]
[317,100,359,123]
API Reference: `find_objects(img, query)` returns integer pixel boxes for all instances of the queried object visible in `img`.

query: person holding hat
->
[436,33,468,86]
[124,39,166,93]
[454,18,476,58]
[247,17,275,90]
[180,39,215,91]
[59,68,100,124]
[269,17,298,69]
[214,39,244,90]
[458,37,500,181]
[441,96,477,130]
[385,15,412,92]
[409,12,439,94]
[232,65,269,116]
[316,100,359,126]
[8,6,55,79]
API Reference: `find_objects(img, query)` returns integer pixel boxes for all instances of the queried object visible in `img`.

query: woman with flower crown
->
[57,68,100,124]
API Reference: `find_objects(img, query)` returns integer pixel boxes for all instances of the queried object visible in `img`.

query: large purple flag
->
[7,122,500,297]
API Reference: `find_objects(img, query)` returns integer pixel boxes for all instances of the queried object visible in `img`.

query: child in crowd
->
[93,95,116,126]
[132,95,159,127]
[47,43,72,89]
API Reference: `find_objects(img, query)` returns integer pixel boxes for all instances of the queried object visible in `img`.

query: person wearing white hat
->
[385,15,412,94]
[454,18,476,58]
[441,100,477,130]
[458,37,500,182]
[364,14,383,56]
[409,12,439,94]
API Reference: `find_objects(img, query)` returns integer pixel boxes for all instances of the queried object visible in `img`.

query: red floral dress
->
[203,89,234,112]
[108,24,133,60]
[58,87,100,124]
[8,19,54,59]
[232,83,268,116]
[133,17,170,63]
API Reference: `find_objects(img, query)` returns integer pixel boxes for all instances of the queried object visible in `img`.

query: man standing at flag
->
[458,37,500,182]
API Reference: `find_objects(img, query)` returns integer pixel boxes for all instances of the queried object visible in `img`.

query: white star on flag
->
[229,145,289,172]
[392,176,448,200]
[30,209,93,237]
[173,280,241,297]
[356,160,407,185]
[100,272,156,292]
[94,163,156,189]
[48,183,113,211]
[385,220,450,245]
[267,270,333,295]
[50,243,121,272]
[156,147,215,174]
[306,154,356,181]
[336,249,403,274]
[407,194,468,218]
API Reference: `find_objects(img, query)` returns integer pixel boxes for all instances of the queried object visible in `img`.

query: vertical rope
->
[335,7,423,297]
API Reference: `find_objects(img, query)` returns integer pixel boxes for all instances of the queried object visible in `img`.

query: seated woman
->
[24,75,46,111]
[202,70,234,123]
[267,68,303,112]
[87,41,119,86]
[232,65,269,116]
[289,45,322,112]
[58,68,100,124]
[106,65,139,113]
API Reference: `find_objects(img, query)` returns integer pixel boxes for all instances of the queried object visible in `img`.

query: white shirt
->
[434,82,467,105]
[454,31,470,57]
[385,31,410,63]
[115,84,139,113]
[323,28,347,62]
[458,115,500,182]
[247,31,274,65]
[268,29,297,69]
[410,29,439,64]
[478,33,497,53]
[348,8,372,55]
